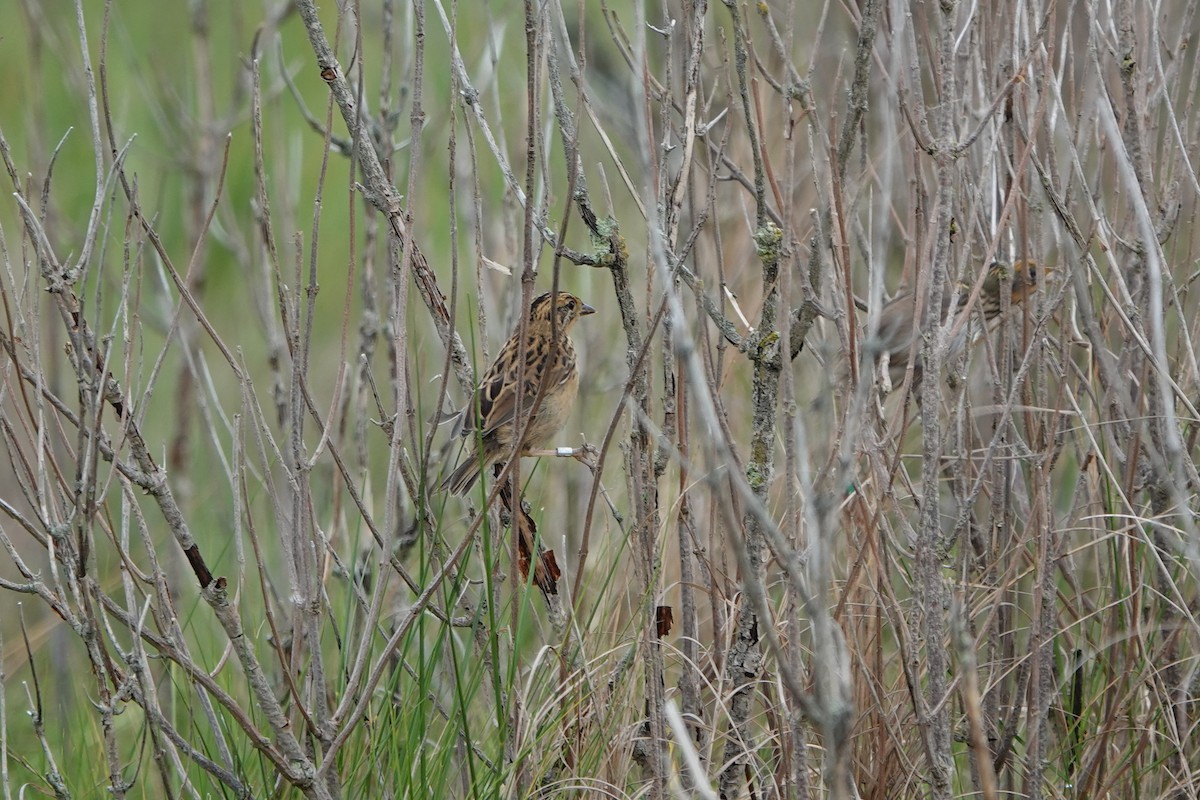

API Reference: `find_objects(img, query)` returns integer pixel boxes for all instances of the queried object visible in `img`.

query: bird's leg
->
[525,446,587,458]
[524,442,600,468]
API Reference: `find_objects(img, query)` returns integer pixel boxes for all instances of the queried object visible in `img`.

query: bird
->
[865,260,1039,391]
[441,291,596,494]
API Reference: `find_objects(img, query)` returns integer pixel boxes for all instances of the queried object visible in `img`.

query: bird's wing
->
[469,337,572,437]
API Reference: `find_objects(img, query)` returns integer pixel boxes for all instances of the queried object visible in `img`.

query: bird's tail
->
[441,458,482,495]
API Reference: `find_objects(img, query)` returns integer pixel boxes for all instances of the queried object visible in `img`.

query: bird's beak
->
[581,303,597,316]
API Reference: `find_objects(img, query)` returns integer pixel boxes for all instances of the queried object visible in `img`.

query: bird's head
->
[529,291,597,331]
[979,259,1041,316]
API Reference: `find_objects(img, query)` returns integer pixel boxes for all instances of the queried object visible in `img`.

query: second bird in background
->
[441,291,596,495]
[865,260,1039,391]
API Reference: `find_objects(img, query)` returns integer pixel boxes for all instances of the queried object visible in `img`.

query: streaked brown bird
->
[867,260,1039,391]
[442,291,595,494]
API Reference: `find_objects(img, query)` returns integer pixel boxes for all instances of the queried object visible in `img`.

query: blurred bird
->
[442,291,596,494]
[866,260,1039,391]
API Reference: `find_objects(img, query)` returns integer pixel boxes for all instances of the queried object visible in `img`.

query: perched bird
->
[442,291,596,494]
[866,260,1039,391]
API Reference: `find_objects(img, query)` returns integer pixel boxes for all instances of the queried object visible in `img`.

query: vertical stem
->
[915,2,960,797]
